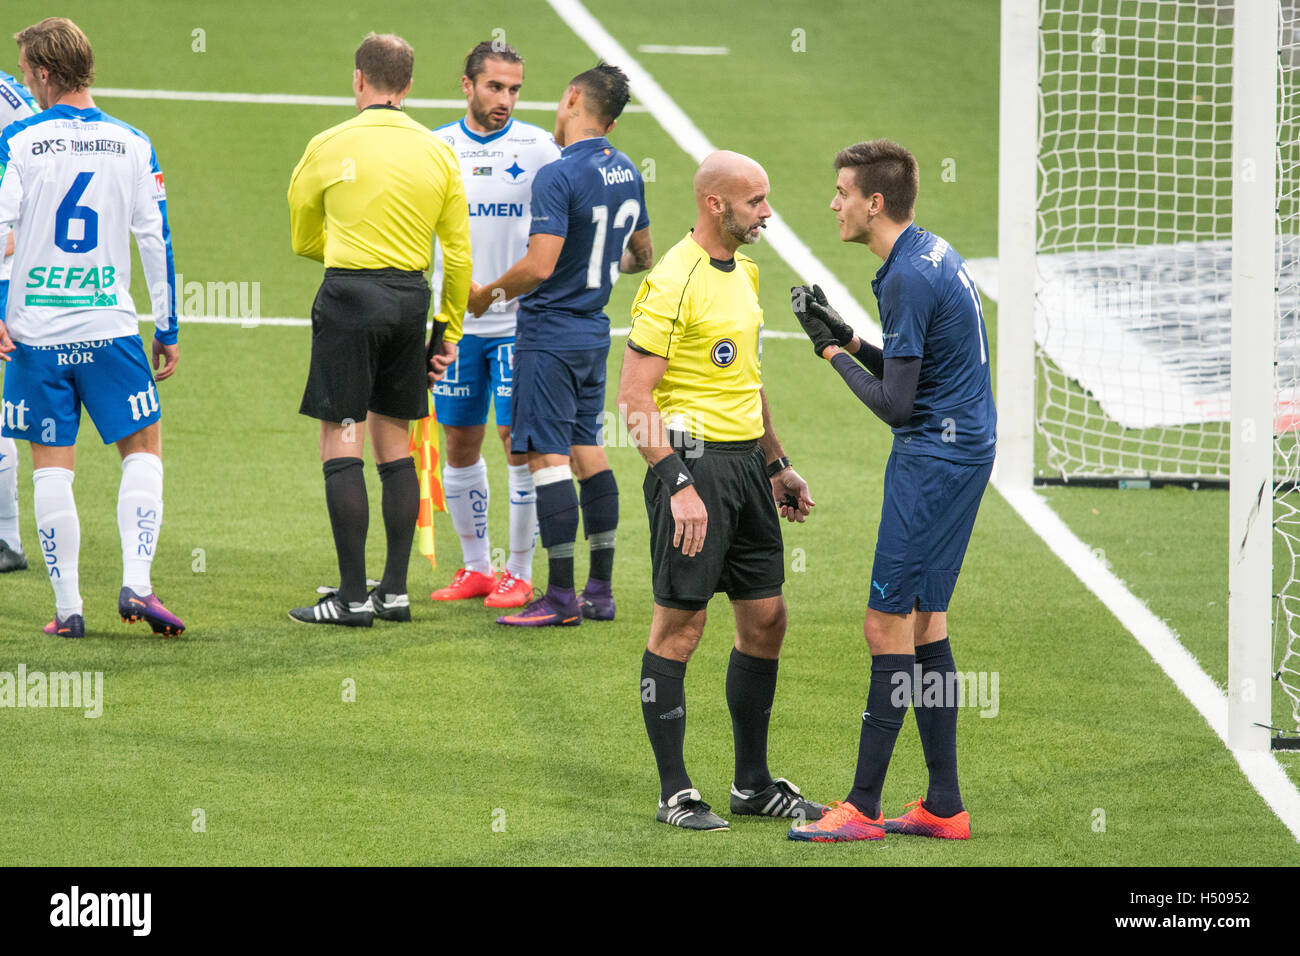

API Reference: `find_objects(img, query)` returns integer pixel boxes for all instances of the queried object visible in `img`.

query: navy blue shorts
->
[433,333,515,428]
[869,452,992,614]
[510,346,607,455]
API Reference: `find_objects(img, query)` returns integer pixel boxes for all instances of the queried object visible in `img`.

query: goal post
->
[996,0,1296,751]
[1227,0,1276,752]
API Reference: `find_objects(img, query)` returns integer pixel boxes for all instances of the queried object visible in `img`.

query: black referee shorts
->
[299,267,432,424]
[644,437,785,612]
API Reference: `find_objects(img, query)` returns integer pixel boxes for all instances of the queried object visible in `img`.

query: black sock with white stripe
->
[726,648,778,792]
[641,650,691,801]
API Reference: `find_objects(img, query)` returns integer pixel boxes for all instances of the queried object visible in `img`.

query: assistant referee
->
[287,32,471,627]
[617,150,826,832]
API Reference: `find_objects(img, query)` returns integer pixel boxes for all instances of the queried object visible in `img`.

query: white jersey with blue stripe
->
[431,117,561,338]
[0,71,37,287]
[0,103,176,347]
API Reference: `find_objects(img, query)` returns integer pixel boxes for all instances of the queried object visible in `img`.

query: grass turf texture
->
[0,0,1295,863]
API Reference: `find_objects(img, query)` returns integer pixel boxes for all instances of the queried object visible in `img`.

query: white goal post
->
[996,0,1294,751]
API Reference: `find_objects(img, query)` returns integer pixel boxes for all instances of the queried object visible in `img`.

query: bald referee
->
[618,150,826,831]
[287,33,471,627]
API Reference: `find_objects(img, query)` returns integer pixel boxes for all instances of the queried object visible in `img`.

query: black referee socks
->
[376,456,418,600]
[641,650,692,801]
[323,457,368,605]
[726,649,779,792]
[847,652,913,819]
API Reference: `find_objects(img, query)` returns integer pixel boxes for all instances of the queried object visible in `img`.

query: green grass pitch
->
[0,0,1295,865]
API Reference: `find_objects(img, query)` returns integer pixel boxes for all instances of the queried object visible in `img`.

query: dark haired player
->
[428,41,560,610]
[787,139,996,842]
[468,61,653,627]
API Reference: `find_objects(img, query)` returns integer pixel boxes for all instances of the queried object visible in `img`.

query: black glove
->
[807,285,855,348]
[791,285,837,357]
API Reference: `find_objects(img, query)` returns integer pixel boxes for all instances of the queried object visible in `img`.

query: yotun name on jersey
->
[431,118,561,338]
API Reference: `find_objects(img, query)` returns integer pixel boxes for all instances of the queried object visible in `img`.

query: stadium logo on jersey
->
[710,337,737,368]
[472,166,492,176]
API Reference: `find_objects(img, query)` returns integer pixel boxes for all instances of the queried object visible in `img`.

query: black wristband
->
[765,456,791,478]
[652,453,695,495]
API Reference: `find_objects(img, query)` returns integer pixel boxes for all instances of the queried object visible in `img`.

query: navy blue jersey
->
[872,224,996,463]
[516,136,649,351]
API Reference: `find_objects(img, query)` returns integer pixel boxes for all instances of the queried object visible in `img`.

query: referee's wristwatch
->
[765,456,792,478]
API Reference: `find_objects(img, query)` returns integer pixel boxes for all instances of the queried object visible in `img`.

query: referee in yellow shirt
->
[618,150,826,830]
[287,32,471,627]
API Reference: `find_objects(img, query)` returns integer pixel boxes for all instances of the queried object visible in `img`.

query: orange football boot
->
[430,568,498,602]
[483,571,532,608]
[787,800,884,842]
[883,798,971,839]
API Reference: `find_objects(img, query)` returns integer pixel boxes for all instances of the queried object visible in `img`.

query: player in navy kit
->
[787,140,996,842]
[467,62,653,627]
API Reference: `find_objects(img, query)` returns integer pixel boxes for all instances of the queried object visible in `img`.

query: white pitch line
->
[544,0,1300,840]
[637,44,730,55]
[146,315,810,339]
[94,87,648,113]
[543,0,882,349]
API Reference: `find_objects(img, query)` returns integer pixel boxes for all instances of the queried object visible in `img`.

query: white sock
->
[118,452,163,595]
[506,462,537,580]
[32,467,81,618]
[443,458,492,575]
[0,436,21,552]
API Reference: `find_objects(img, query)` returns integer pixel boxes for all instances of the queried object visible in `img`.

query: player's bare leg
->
[570,443,617,620]
[30,442,83,636]
[366,412,417,621]
[883,606,970,836]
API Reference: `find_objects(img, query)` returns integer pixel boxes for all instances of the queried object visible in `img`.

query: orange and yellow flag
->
[410,391,446,568]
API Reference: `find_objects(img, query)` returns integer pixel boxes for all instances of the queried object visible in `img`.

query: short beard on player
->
[722,201,764,246]
[469,97,508,132]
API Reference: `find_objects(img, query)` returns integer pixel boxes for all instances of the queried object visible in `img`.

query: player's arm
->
[617,343,708,557]
[431,152,471,348]
[620,268,707,556]
[0,139,22,362]
[467,232,563,317]
[620,226,653,274]
[757,388,814,522]
[131,145,179,380]
[286,141,326,262]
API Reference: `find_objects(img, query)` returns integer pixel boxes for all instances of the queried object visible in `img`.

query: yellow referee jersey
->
[628,232,764,442]
[287,106,471,340]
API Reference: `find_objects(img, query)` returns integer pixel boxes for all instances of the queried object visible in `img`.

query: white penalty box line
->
[539,0,1300,840]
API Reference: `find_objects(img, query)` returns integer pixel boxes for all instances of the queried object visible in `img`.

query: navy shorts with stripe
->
[869,451,992,613]
[509,346,608,455]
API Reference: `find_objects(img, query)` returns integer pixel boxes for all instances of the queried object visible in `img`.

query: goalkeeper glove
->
[790,286,838,357]
[807,285,855,348]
